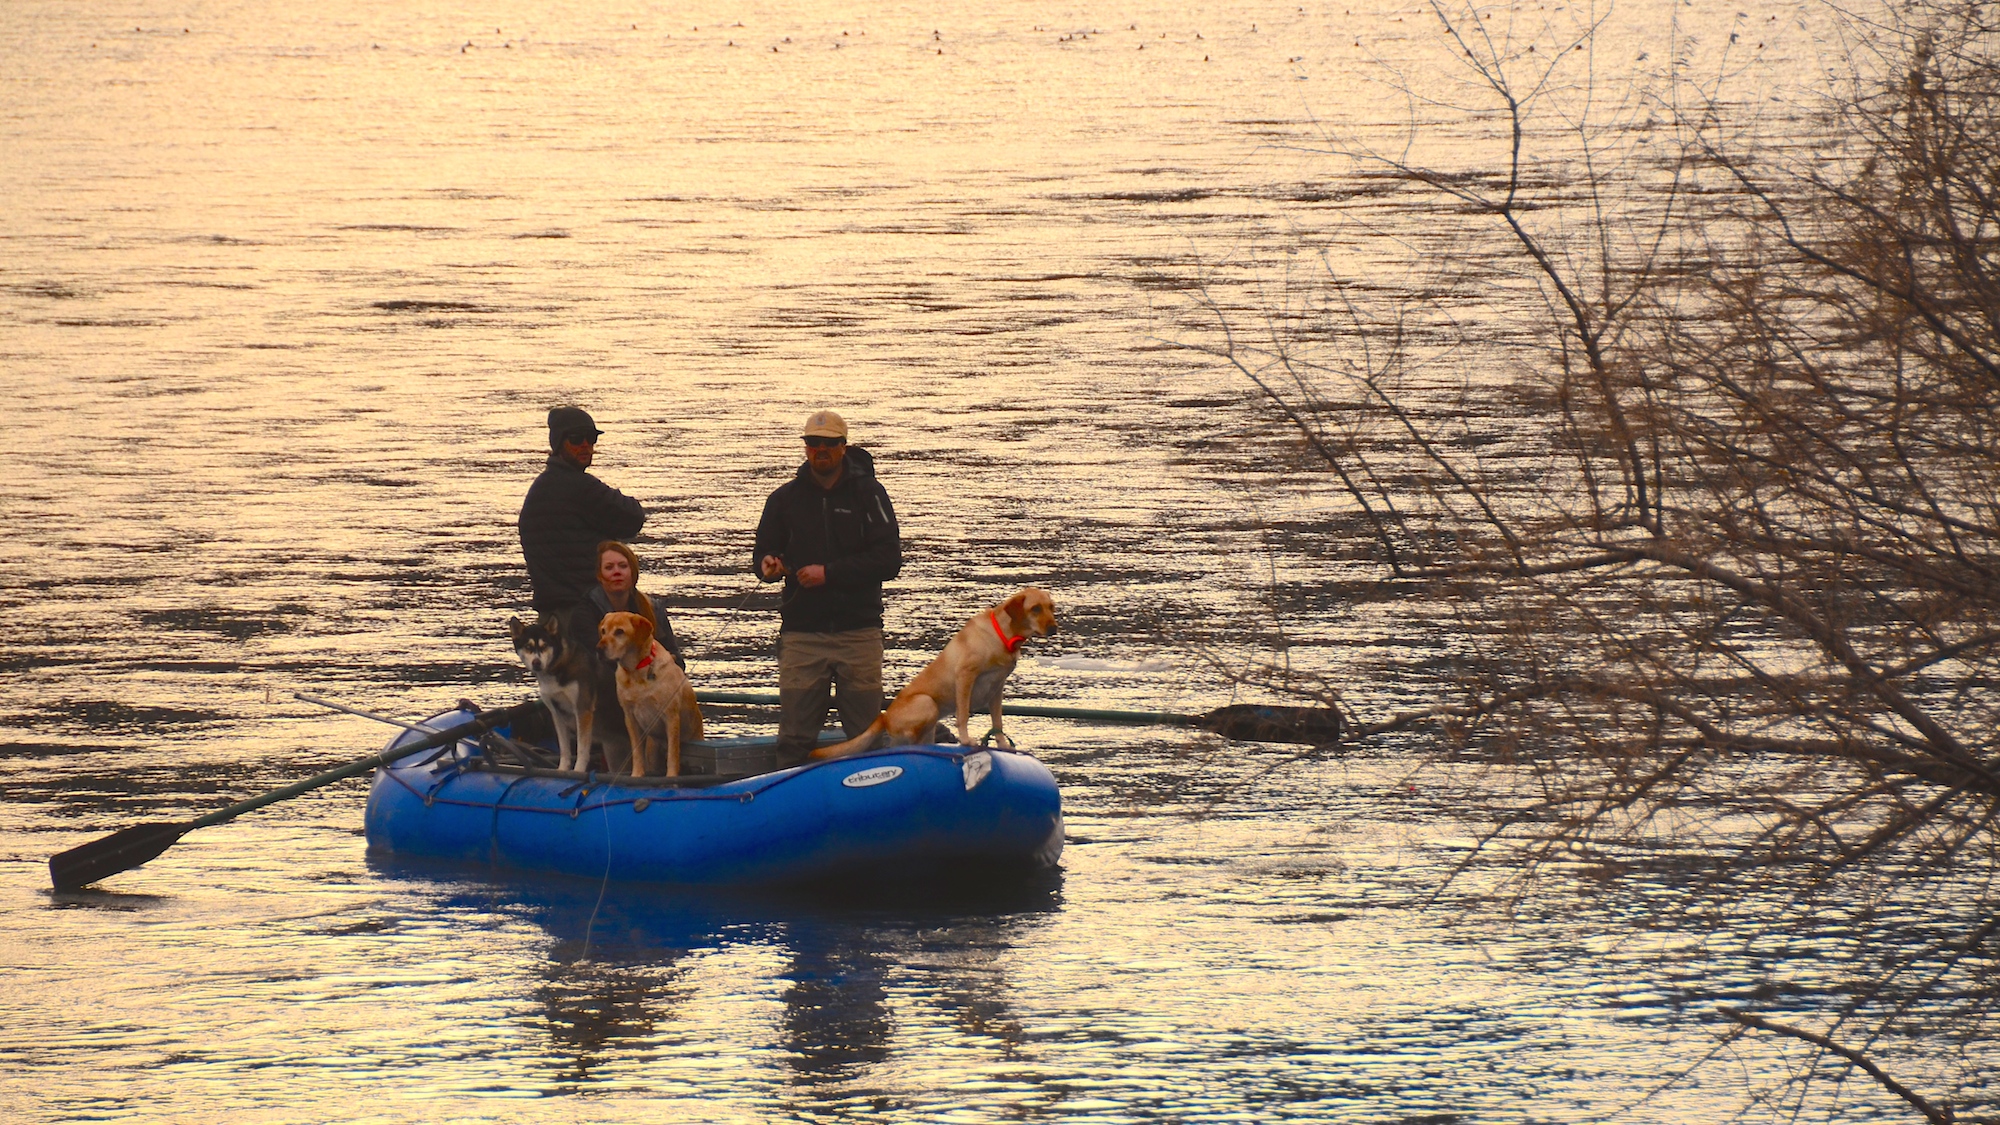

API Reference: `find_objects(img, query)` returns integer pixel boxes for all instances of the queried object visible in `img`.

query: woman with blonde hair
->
[580,540,683,666]
[574,540,685,772]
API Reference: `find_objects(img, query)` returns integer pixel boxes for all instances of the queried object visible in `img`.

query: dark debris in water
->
[323,471,422,489]
[53,701,225,731]
[1080,188,1218,203]
[138,605,306,639]
[0,740,124,761]
[6,281,86,299]
[313,917,397,936]
[370,299,498,313]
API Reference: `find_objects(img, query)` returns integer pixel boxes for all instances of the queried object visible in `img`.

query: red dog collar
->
[989,612,1025,654]
[634,648,655,671]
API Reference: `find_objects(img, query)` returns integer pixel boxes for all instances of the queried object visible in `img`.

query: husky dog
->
[510,614,597,772]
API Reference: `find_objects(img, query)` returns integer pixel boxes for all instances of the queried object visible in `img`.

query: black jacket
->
[518,454,646,615]
[752,446,902,633]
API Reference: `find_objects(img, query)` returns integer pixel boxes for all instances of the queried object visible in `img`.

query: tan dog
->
[597,611,703,777]
[812,588,1057,760]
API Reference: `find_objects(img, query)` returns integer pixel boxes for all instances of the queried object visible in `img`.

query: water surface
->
[0,0,1914,1120]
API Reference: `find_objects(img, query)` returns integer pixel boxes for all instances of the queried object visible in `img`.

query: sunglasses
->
[804,436,846,449]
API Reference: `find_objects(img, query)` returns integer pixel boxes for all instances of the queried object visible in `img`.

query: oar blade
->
[49,821,190,892]
[1201,704,1342,745]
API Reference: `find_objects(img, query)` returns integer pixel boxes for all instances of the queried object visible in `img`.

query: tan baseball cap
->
[801,409,848,439]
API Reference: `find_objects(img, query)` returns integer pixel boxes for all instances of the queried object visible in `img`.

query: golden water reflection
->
[0,0,1883,1119]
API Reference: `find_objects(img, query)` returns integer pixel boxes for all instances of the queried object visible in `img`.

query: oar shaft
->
[186,700,538,832]
[693,690,788,707]
[294,692,443,734]
[51,699,542,891]
[998,702,1204,725]
[693,690,1203,727]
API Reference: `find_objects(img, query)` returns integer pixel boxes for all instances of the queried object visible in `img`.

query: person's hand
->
[796,564,827,588]
[760,555,788,580]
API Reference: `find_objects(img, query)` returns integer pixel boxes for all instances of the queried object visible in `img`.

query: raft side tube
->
[363,712,1063,886]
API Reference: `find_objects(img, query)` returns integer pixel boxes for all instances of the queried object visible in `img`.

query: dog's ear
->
[631,615,655,650]
[509,617,525,641]
[1000,592,1028,629]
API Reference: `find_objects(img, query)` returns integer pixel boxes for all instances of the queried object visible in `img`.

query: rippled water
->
[0,0,1923,1121]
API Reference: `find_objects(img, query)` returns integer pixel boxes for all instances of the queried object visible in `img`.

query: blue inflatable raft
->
[363,710,1065,886]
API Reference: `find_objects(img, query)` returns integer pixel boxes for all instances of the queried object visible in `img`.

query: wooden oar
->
[48,699,541,893]
[692,691,1342,745]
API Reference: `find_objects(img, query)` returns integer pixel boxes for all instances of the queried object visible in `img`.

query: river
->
[0,0,1924,1120]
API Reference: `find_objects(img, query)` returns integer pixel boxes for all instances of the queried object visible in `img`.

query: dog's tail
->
[809,714,890,760]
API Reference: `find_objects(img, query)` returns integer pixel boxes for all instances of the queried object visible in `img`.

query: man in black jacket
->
[753,409,902,764]
[518,406,646,618]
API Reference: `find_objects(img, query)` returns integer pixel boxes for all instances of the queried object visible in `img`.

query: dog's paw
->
[989,731,1016,751]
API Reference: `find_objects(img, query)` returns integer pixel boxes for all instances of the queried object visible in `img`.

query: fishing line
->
[581,774,613,961]
[730,571,802,615]
[730,575,772,614]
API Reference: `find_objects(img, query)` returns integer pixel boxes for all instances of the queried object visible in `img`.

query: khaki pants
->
[776,628,884,766]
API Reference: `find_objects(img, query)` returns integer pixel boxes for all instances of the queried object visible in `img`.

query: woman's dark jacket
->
[751,446,901,633]
[577,584,683,667]
[518,453,646,615]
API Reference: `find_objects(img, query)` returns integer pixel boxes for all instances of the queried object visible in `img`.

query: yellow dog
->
[597,612,703,777]
[813,588,1057,759]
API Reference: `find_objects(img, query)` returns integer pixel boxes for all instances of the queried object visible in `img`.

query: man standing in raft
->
[754,409,903,767]
[519,406,647,618]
